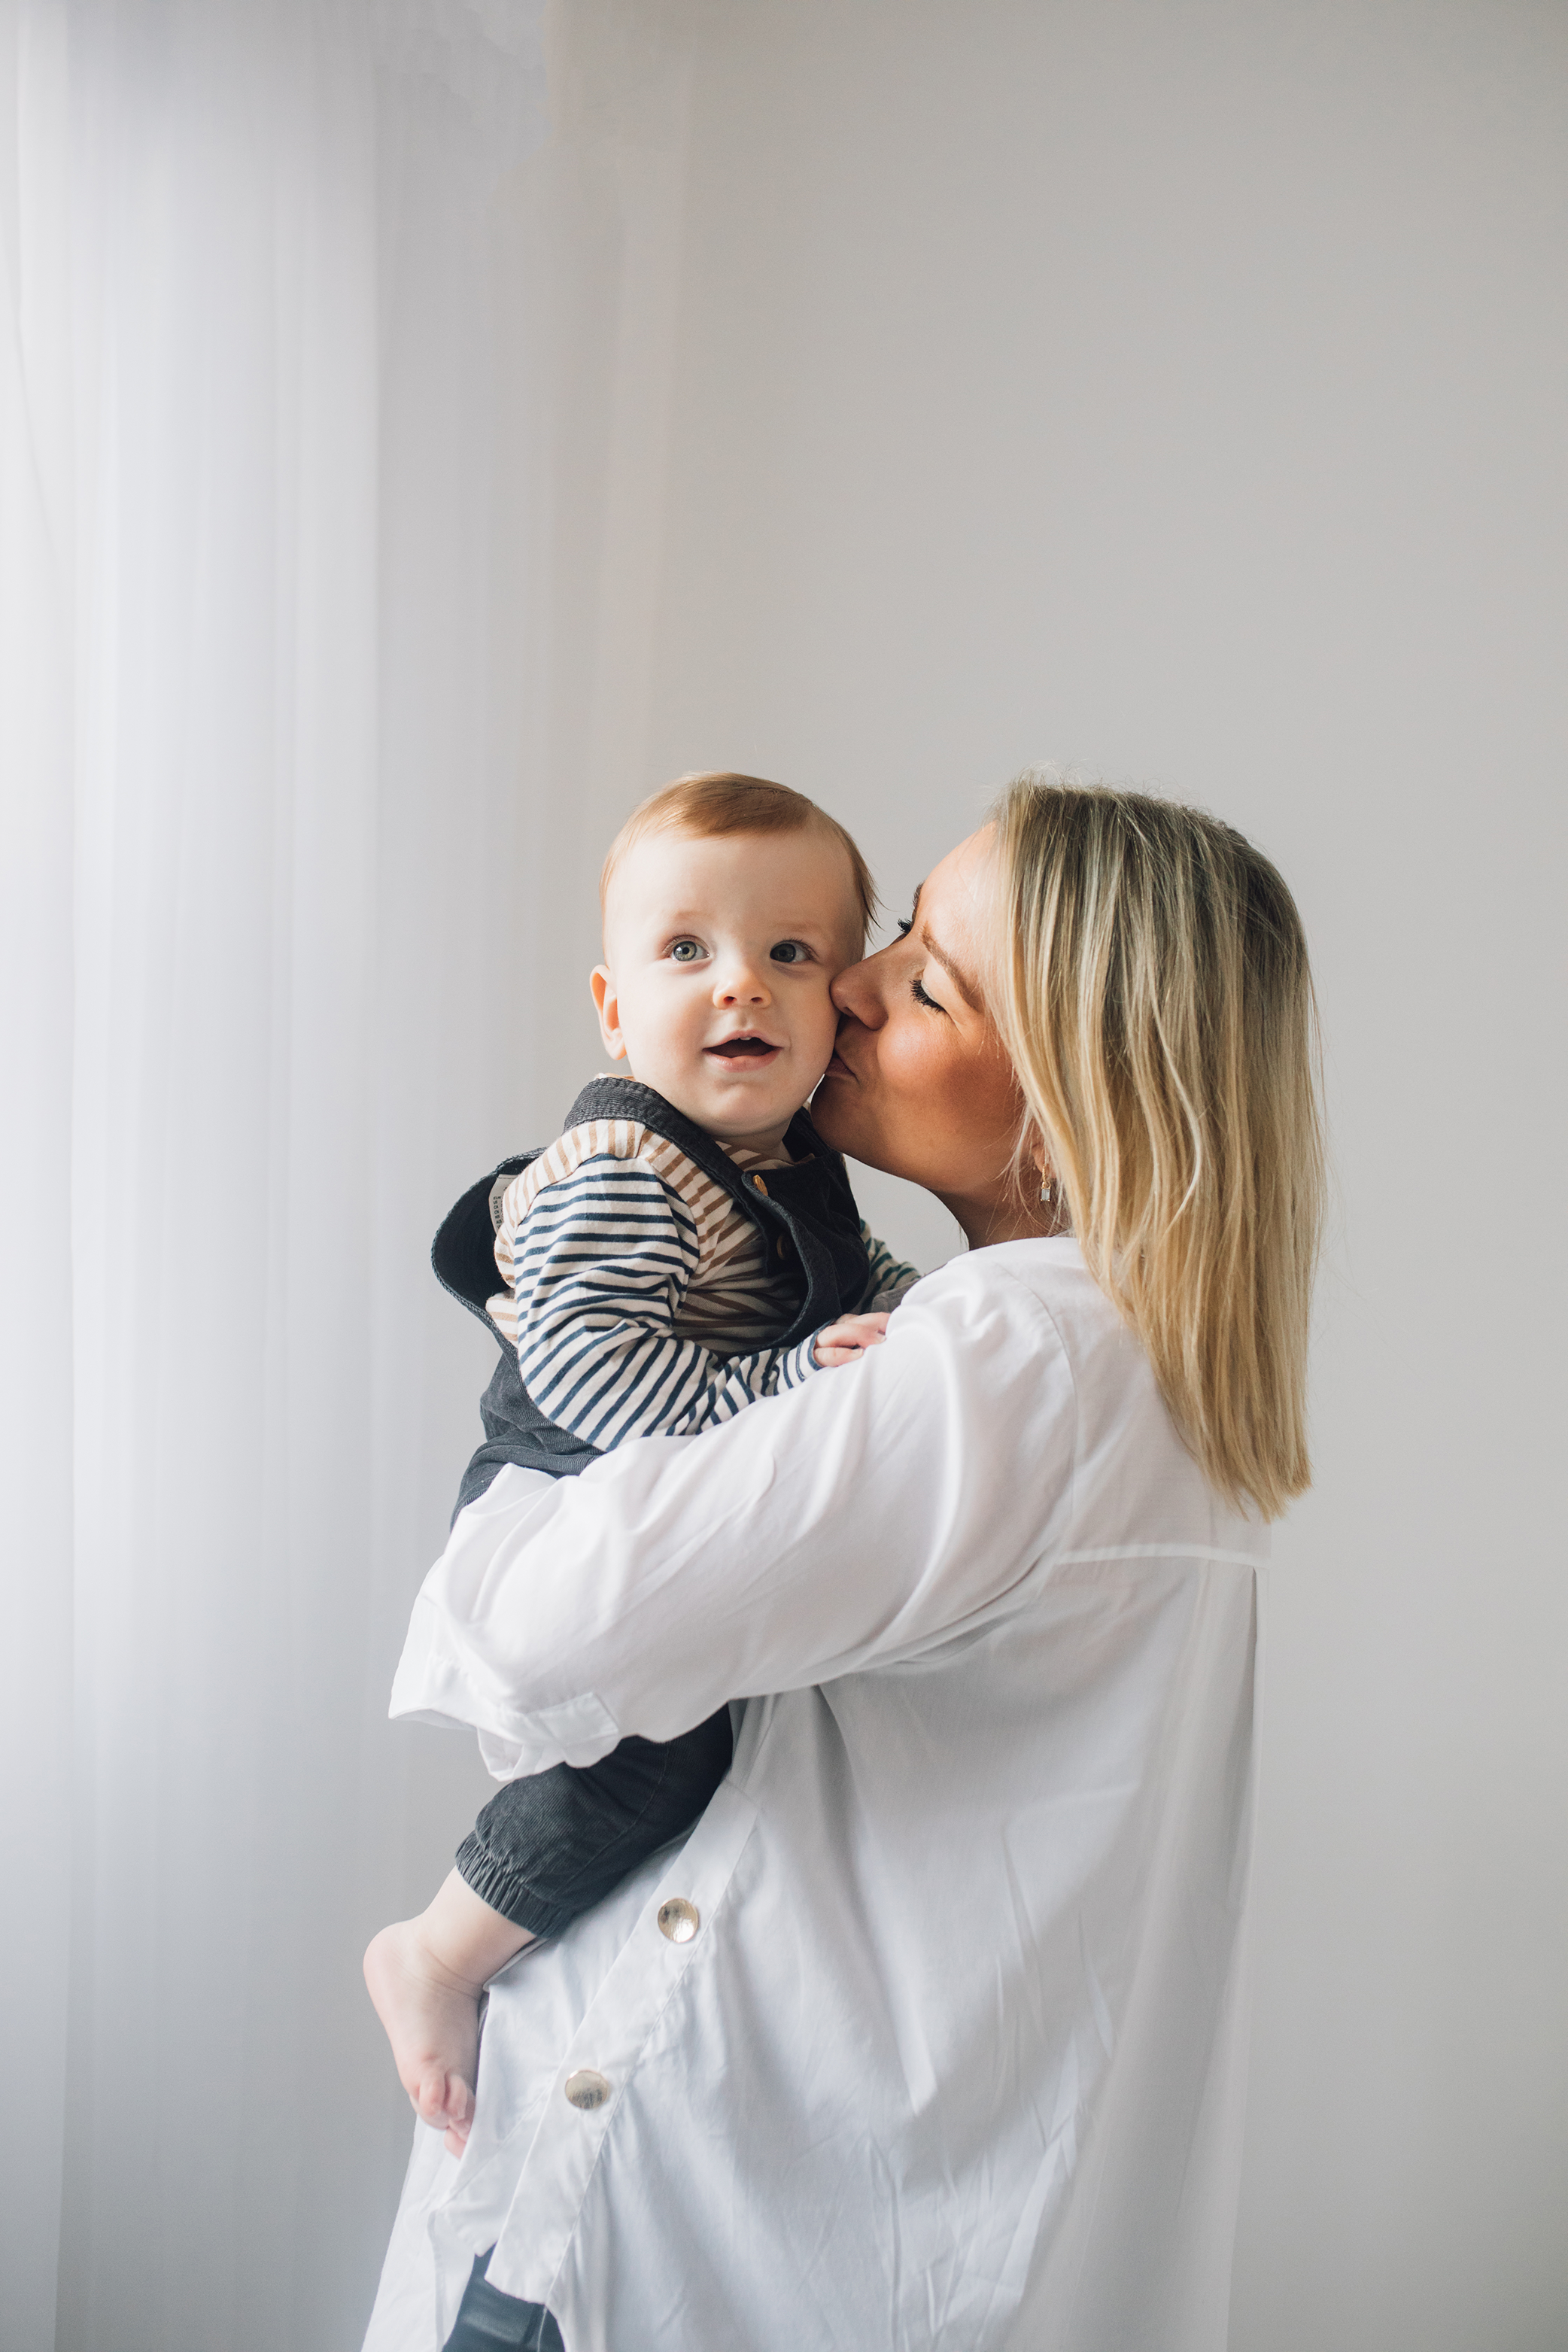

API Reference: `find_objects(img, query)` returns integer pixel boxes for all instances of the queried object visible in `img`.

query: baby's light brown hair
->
[600,773,877,940]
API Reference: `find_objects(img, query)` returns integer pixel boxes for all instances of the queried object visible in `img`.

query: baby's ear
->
[589,965,628,1060]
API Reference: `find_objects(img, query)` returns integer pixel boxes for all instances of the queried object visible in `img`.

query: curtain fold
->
[0,12,76,2348]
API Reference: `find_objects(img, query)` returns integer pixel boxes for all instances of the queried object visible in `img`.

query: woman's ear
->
[590,965,629,1062]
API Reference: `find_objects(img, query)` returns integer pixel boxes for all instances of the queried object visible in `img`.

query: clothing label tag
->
[488,1171,512,1232]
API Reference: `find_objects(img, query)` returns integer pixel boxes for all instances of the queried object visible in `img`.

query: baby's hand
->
[813,1311,891,1368]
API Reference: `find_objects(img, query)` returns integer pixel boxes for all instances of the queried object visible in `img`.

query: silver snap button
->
[658,1897,700,1944]
[564,2068,612,2111]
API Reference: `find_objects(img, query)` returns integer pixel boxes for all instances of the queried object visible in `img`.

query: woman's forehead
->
[919,827,994,934]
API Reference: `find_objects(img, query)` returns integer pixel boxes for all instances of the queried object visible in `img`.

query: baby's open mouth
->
[705,1034,779,1061]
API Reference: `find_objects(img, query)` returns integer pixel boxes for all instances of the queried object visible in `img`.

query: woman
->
[365,775,1323,2352]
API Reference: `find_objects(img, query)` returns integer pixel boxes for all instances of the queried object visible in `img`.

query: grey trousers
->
[455,1708,733,1937]
[442,2250,563,2351]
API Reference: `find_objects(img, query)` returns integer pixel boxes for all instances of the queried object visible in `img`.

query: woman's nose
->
[830,947,889,1027]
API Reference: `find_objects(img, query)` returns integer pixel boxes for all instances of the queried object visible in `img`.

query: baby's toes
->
[441,2079,474,2156]
[411,2064,456,2127]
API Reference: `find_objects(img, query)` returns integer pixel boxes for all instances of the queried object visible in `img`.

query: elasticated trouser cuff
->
[453,1831,566,1939]
[454,1707,734,1937]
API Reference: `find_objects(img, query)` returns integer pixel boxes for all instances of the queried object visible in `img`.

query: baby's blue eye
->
[670,940,703,963]
[770,940,809,965]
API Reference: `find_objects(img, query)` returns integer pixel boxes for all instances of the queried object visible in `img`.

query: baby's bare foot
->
[365,1873,533,2157]
[363,1919,482,2156]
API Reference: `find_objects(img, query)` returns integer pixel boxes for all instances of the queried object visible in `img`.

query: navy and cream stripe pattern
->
[485,1114,918,1451]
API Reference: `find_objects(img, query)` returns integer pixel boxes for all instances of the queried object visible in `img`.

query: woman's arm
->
[392,1258,1078,1773]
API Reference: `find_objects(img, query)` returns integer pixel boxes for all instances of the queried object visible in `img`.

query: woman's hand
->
[812,1311,890,1368]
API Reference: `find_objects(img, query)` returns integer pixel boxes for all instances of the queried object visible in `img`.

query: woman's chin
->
[810,1084,881,1167]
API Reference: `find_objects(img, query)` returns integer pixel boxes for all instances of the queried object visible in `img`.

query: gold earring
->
[1040,1171,1056,1207]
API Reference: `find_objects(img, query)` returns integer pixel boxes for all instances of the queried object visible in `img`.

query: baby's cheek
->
[800,981,842,1063]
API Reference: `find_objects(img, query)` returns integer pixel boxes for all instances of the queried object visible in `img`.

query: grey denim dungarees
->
[430,1076,874,1936]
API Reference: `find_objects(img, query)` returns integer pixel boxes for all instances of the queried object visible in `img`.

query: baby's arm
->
[513,1156,826,1442]
[858,1221,922,1311]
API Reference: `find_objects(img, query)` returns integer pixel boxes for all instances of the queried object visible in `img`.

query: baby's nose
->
[714,957,770,1003]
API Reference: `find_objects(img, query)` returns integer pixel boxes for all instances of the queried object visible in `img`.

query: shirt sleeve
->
[856,1220,924,1310]
[512,1155,819,1450]
[391,1259,1079,1773]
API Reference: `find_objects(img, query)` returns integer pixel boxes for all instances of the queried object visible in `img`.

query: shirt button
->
[658,1897,700,1943]
[564,2068,612,2111]
[776,1236,787,1259]
[752,1174,768,1196]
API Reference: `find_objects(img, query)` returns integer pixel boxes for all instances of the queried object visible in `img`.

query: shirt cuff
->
[389,1592,621,1778]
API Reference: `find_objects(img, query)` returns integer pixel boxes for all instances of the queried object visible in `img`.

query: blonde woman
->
[365,775,1323,2352]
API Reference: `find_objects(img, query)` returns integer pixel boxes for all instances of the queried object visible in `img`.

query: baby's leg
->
[363,1872,530,2156]
[454,1709,734,1937]
[366,1711,733,2155]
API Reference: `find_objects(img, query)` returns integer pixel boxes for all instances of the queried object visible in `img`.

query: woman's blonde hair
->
[989,770,1324,1520]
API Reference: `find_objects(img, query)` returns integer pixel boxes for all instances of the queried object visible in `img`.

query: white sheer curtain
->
[0,3,696,2344]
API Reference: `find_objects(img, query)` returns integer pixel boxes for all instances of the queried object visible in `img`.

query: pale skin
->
[813,826,1068,1247]
[365,823,896,2150]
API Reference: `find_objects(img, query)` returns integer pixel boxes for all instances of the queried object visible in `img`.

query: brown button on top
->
[776,1235,788,1259]
[752,1174,768,1196]
[658,1897,700,1944]
[564,2068,612,2111]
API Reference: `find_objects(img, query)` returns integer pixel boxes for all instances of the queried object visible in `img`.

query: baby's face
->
[593,825,865,1150]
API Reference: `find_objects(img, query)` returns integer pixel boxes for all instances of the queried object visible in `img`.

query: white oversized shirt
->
[367,1238,1268,2352]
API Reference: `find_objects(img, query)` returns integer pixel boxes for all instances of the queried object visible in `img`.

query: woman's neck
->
[937,1184,1068,1252]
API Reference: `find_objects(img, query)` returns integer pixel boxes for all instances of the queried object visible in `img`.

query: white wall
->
[534,3,1567,2344]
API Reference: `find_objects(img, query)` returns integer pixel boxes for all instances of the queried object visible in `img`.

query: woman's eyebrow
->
[919,927,980,1010]
[904,881,980,1007]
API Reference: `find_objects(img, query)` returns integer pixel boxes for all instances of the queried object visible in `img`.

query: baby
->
[365,772,917,2150]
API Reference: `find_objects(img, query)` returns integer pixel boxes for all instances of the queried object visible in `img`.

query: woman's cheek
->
[895,1020,950,1099]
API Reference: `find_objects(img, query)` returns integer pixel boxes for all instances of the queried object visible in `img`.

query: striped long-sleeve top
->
[484,1111,919,1453]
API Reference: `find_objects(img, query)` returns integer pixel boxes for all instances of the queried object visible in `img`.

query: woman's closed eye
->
[895,917,946,1013]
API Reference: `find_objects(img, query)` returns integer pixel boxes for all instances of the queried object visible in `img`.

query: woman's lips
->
[822,1048,855,1079]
